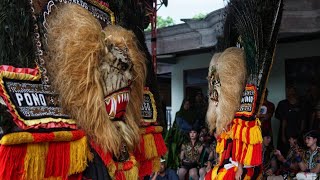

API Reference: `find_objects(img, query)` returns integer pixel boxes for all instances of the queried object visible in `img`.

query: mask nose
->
[120,61,129,71]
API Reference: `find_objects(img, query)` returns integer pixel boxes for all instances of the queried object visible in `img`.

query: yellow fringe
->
[216,131,230,154]
[211,166,228,180]
[68,136,92,175]
[234,139,239,160]
[216,140,224,154]
[24,142,48,180]
[211,166,219,180]
[241,127,248,143]
[243,144,253,165]
[234,125,241,141]
[152,157,161,173]
[248,122,262,144]
[107,163,117,179]
[143,133,158,159]
[232,119,262,145]
[123,165,139,180]
[22,136,91,179]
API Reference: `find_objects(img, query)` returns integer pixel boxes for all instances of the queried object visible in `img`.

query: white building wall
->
[171,53,213,121]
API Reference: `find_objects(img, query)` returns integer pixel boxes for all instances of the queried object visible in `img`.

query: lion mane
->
[46,4,146,157]
[207,47,246,134]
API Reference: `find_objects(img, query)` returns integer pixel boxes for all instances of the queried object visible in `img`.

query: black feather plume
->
[223,0,284,108]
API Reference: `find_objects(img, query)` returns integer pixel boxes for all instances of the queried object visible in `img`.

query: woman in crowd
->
[178,128,203,180]
[175,98,200,133]
[262,131,278,179]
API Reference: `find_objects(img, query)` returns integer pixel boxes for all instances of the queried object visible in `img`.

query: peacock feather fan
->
[226,0,284,108]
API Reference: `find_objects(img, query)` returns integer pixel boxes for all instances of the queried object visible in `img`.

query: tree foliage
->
[192,13,207,20]
[145,16,175,31]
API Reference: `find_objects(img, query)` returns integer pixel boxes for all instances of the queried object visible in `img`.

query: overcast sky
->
[158,0,226,24]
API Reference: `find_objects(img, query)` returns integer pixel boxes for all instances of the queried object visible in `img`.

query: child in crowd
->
[273,133,301,179]
[295,130,320,179]
[198,128,218,180]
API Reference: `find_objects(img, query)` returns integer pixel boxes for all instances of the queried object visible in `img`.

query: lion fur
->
[46,4,146,156]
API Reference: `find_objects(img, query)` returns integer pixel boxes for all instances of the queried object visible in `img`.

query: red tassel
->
[240,144,248,164]
[204,169,213,180]
[134,135,145,161]
[246,167,254,177]
[138,159,152,177]
[153,133,167,156]
[223,167,236,180]
[237,125,244,160]
[224,140,232,161]
[115,171,126,180]
[90,142,113,166]
[250,143,262,166]
[0,144,27,180]
[45,142,70,179]
[220,139,228,162]
[232,139,237,161]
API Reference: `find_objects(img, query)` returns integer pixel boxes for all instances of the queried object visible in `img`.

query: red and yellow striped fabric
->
[0,130,91,180]
[134,125,167,177]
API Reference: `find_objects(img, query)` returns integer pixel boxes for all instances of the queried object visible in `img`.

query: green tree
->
[145,16,175,31]
[192,13,207,20]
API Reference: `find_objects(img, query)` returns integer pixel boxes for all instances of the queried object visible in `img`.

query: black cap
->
[304,130,319,139]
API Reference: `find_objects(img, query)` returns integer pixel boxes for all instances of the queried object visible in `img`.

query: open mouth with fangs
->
[104,87,130,121]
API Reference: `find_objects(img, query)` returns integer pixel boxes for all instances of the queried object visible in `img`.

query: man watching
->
[150,158,179,180]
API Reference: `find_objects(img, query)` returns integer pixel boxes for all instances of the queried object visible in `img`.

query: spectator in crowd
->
[259,88,275,136]
[150,158,179,180]
[178,128,203,180]
[262,131,278,179]
[193,91,208,128]
[175,98,200,133]
[275,85,305,156]
[311,101,320,131]
[273,133,301,179]
[303,84,320,130]
[198,127,218,180]
[295,130,320,179]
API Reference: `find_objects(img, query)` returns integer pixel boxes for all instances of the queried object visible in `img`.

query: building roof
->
[145,0,320,56]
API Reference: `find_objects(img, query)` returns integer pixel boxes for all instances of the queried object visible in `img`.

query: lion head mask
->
[46,4,146,157]
[206,47,246,134]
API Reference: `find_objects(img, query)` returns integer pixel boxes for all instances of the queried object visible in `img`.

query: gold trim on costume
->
[0,68,76,128]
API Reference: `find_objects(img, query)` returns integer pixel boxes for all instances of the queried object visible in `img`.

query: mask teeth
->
[127,92,130,102]
[105,90,130,117]
[109,96,117,117]
[118,94,121,103]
